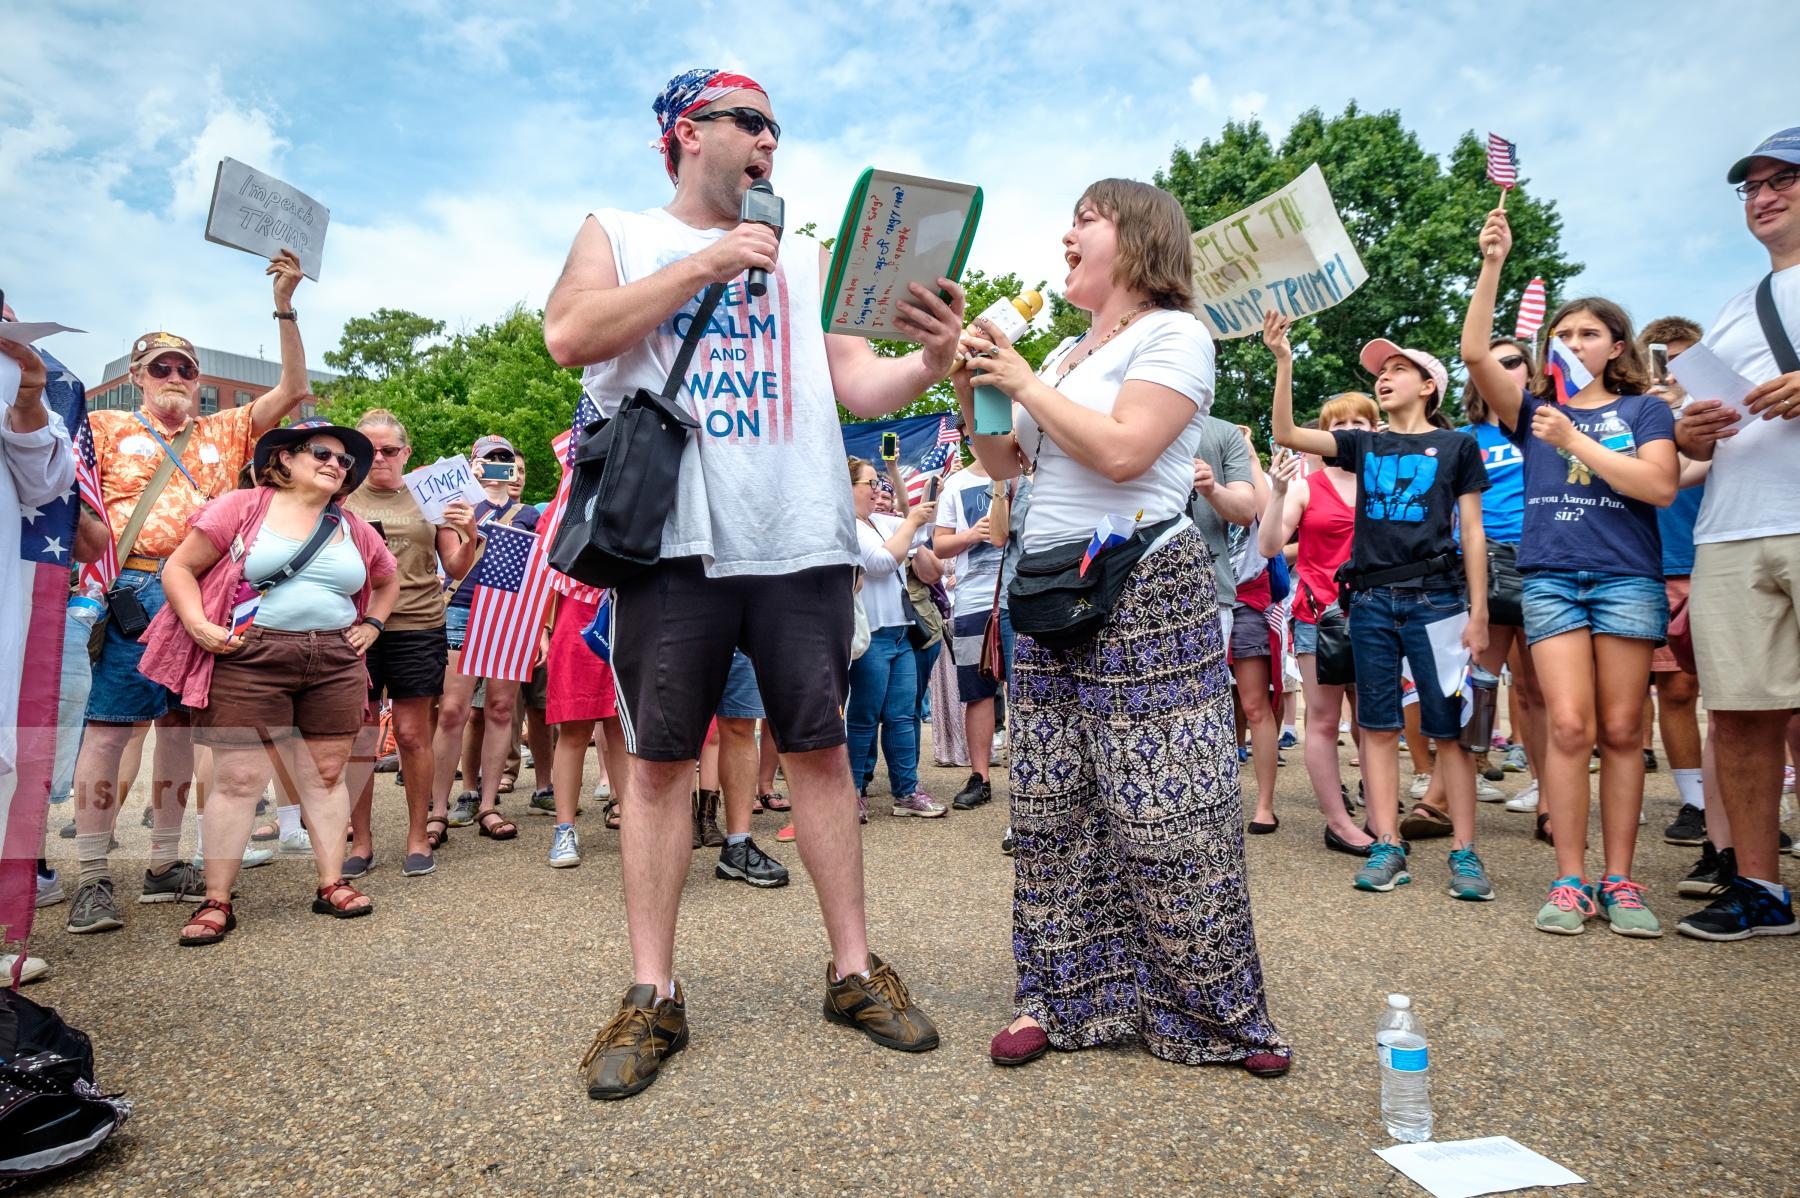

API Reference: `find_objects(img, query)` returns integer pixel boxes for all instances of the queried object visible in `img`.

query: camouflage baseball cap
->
[130,331,199,369]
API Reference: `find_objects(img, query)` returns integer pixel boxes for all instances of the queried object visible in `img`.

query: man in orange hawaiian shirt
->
[64,250,316,935]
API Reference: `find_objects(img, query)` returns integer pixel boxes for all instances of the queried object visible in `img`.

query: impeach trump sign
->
[204,157,330,280]
[1190,164,1366,340]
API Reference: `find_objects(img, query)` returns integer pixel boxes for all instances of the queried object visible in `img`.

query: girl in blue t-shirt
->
[1463,208,1680,942]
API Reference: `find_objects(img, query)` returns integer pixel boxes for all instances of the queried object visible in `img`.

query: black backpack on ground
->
[0,989,131,1183]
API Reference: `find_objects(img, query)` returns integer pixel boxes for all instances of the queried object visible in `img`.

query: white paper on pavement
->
[1668,341,1755,416]
[0,322,86,346]
[1375,1136,1585,1198]
[402,456,485,524]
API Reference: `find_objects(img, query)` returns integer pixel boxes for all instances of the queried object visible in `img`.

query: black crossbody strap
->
[660,283,728,404]
[1755,273,1800,376]
[253,504,344,594]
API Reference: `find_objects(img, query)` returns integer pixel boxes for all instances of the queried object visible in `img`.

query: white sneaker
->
[1410,773,1432,800]
[1505,781,1540,812]
[592,779,612,800]
[278,828,314,856]
[35,870,64,908]
[1475,778,1505,803]
[1,954,49,985]
[549,823,581,868]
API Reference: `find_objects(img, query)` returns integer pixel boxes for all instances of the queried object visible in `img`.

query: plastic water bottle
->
[1378,993,1432,1142]
[968,291,1044,435]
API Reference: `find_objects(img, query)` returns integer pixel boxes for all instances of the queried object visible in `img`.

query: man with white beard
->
[65,250,313,935]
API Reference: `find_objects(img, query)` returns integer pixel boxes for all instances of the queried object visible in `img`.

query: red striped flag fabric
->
[543,427,603,604]
[1486,133,1519,189]
[935,415,961,446]
[1514,277,1547,340]
[72,413,116,592]
[460,521,554,683]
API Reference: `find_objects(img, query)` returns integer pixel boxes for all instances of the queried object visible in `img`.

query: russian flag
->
[1080,514,1134,577]
[1545,338,1593,404]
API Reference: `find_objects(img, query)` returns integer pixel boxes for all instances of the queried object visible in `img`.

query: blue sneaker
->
[1677,876,1798,941]
[549,823,581,869]
[1237,746,1250,763]
[1278,729,1299,750]
[1446,846,1495,901]
[1353,842,1410,892]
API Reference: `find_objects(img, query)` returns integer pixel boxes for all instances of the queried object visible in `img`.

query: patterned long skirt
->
[929,646,969,767]
[1010,529,1286,1064]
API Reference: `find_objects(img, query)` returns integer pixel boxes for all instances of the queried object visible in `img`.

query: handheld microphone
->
[739,179,784,298]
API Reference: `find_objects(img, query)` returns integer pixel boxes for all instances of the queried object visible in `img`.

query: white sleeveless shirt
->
[579,207,858,578]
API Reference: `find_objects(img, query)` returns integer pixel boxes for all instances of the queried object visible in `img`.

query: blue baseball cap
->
[1728,127,1800,184]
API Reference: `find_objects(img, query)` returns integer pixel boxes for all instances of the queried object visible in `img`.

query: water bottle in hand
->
[1378,993,1432,1142]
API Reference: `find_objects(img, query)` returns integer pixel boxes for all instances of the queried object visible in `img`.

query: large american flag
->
[460,520,553,683]
[1486,133,1519,189]
[1514,277,1548,341]
[1,344,81,965]
[545,394,604,604]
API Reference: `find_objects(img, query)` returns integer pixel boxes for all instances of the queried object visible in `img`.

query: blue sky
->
[3,0,1796,390]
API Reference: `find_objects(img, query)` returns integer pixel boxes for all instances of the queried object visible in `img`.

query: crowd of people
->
[5,68,1797,1101]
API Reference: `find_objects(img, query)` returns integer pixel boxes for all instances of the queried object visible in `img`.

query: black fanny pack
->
[1007,516,1181,651]
[1336,551,1461,595]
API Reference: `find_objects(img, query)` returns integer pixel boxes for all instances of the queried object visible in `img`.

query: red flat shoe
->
[990,1023,1049,1066]
[1243,1050,1292,1078]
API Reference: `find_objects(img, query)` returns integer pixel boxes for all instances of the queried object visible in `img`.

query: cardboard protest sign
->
[402,456,485,525]
[204,158,330,279]
[822,169,982,341]
[1190,164,1367,340]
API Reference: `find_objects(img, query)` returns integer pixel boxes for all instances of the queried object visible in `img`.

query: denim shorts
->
[1521,570,1669,646]
[1346,585,1468,740]
[1293,619,1319,657]
[717,650,765,720]
[87,568,179,723]
[445,603,471,651]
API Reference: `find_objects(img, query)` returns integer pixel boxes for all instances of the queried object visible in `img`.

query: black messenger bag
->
[549,282,724,587]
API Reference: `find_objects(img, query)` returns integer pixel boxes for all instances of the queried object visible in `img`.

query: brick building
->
[87,344,336,418]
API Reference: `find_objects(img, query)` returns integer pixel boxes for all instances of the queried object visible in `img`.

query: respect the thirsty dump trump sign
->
[1190,163,1366,340]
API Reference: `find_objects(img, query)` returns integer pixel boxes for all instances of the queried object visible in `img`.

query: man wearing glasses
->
[1674,128,1800,942]
[545,68,966,1099]
[64,250,312,936]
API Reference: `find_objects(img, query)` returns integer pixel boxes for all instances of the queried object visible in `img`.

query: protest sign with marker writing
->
[1189,164,1367,340]
[402,456,485,525]
[204,157,330,279]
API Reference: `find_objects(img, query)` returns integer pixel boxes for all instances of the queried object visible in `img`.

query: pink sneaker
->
[891,792,947,818]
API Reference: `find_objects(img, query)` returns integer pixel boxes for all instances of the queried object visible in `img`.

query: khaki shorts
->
[1691,535,1800,711]
[194,626,368,744]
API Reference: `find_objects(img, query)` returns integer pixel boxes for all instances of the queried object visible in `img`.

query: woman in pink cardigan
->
[141,420,397,946]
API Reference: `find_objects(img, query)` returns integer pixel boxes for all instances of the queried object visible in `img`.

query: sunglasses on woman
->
[146,360,199,381]
[297,443,356,470]
[689,107,780,143]
[1496,354,1527,370]
[373,445,409,458]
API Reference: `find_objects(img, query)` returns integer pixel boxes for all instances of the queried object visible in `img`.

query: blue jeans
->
[914,639,941,725]
[445,603,471,651]
[51,598,101,803]
[717,649,766,720]
[1347,585,1468,740]
[1521,570,1668,645]
[87,568,178,723]
[847,626,920,798]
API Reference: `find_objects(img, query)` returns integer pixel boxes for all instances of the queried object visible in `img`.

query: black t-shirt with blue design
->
[1329,429,1488,580]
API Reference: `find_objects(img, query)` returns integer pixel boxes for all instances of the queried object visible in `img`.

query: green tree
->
[1157,105,1581,434]
[319,306,581,504]
[322,308,446,381]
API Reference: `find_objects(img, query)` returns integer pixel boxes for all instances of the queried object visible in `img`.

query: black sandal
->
[178,898,236,947]
[602,799,622,831]
[759,791,791,813]
[477,810,518,840]
[312,880,373,919]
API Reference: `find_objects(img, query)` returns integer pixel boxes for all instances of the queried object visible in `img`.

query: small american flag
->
[935,415,961,446]
[903,417,962,504]
[1486,133,1519,189]
[460,520,553,682]
[1514,277,1547,341]
[73,414,116,592]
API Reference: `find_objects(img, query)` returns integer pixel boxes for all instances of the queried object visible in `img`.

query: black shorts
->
[611,557,854,762]
[365,626,448,702]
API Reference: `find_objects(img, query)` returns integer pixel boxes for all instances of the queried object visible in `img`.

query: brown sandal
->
[312,880,373,919]
[178,898,236,947]
[602,799,622,831]
[425,816,449,850]
[477,810,518,840]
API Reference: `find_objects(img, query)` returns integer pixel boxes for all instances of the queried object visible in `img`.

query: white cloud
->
[1188,74,1217,107]
[1228,91,1269,122]
[169,105,288,222]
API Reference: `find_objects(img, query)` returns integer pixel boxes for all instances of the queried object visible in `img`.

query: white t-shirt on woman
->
[1012,309,1215,553]
[856,514,915,630]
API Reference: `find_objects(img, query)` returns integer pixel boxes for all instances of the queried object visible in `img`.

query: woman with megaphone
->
[954,178,1289,1078]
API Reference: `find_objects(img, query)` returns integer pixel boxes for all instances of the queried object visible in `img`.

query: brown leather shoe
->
[1399,802,1453,840]
[690,791,703,850]
[580,982,688,1100]
[823,953,939,1052]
